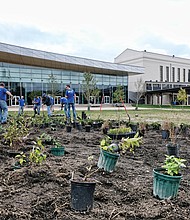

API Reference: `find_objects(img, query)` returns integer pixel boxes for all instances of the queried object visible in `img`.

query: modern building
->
[115,48,190,105]
[0,42,144,106]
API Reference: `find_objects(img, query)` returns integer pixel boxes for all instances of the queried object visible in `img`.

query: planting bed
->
[0,123,190,219]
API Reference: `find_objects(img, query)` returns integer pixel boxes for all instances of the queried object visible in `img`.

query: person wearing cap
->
[65,84,76,122]
[0,82,13,124]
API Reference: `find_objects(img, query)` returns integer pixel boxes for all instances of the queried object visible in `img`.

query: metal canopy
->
[0,42,144,76]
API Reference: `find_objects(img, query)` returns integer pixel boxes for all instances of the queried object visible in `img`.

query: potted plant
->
[66,123,72,132]
[166,124,180,157]
[161,120,173,139]
[50,139,65,156]
[98,133,142,172]
[40,133,54,145]
[107,126,136,140]
[70,156,98,212]
[153,155,186,199]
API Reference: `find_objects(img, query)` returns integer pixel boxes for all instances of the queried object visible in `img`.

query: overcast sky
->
[0,0,189,62]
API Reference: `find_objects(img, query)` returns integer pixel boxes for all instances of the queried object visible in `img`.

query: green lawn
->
[9,107,190,126]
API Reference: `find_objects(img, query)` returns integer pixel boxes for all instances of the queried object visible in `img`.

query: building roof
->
[146,86,190,94]
[0,42,144,76]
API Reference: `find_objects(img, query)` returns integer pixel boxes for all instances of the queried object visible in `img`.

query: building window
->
[166,66,169,82]
[177,68,180,82]
[183,69,186,82]
[188,69,190,82]
[160,66,163,82]
[172,67,175,82]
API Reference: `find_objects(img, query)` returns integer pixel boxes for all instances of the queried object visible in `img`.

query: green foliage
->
[162,155,186,176]
[108,126,132,135]
[52,139,62,148]
[82,72,100,108]
[3,117,29,148]
[15,152,27,166]
[28,91,42,102]
[150,122,161,130]
[29,139,46,165]
[119,132,143,153]
[40,133,54,144]
[100,132,142,154]
[113,85,124,103]
[177,88,187,105]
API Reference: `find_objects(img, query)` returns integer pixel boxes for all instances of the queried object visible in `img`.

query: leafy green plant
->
[100,132,142,154]
[150,122,161,130]
[40,133,54,144]
[3,117,29,148]
[162,155,186,176]
[108,126,132,135]
[119,132,143,153]
[100,136,119,153]
[52,139,62,148]
[29,139,46,165]
[15,152,27,166]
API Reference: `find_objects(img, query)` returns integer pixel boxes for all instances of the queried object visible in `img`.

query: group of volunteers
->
[0,82,76,124]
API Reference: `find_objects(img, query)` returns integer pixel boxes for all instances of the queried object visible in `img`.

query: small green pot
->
[97,149,120,172]
[153,168,182,199]
[51,147,65,156]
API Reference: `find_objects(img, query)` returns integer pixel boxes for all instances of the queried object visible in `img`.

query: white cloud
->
[0,0,190,61]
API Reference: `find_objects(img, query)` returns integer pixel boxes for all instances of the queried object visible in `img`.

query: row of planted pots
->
[13,128,186,213]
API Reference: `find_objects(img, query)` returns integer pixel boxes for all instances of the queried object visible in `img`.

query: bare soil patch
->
[0,123,190,220]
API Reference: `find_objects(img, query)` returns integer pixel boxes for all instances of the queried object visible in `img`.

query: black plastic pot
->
[66,125,72,132]
[85,125,91,132]
[71,179,96,211]
[166,143,179,157]
[161,130,170,139]
[107,131,136,140]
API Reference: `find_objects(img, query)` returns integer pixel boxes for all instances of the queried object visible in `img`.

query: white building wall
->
[115,49,190,103]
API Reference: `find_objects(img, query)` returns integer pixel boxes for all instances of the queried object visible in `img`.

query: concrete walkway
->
[8,104,135,112]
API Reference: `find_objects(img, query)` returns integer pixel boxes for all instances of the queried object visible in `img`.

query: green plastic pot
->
[97,149,120,172]
[51,147,65,156]
[153,168,182,199]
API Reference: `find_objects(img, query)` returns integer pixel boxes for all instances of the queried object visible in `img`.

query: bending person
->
[0,82,13,124]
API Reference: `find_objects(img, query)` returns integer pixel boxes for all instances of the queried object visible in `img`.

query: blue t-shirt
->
[60,97,67,104]
[19,98,25,107]
[0,88,8,101]
[34,97,41,106]
[66,89,75,103]
[50,96,54,105]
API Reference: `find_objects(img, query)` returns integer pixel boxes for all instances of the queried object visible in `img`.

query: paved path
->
[8,104,136,112]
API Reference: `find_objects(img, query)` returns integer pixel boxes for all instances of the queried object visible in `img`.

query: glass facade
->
[0,62,128,105]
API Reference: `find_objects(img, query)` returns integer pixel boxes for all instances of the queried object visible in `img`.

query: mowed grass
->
[9,107,190,126]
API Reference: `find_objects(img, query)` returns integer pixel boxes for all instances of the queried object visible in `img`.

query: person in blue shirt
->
[60,96,68,116]
[18,96,25,116]
[65,84,76,122]
[49,95,54,112]
[0,82,13,124]
[33,96,41,116]
[42,94,52,116]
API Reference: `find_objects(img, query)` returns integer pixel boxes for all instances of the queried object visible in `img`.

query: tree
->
[177,88,187,107]
[82,72,100,111]
[113,85,125,103]
[134,78,145,110]
[48,73,58,96]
